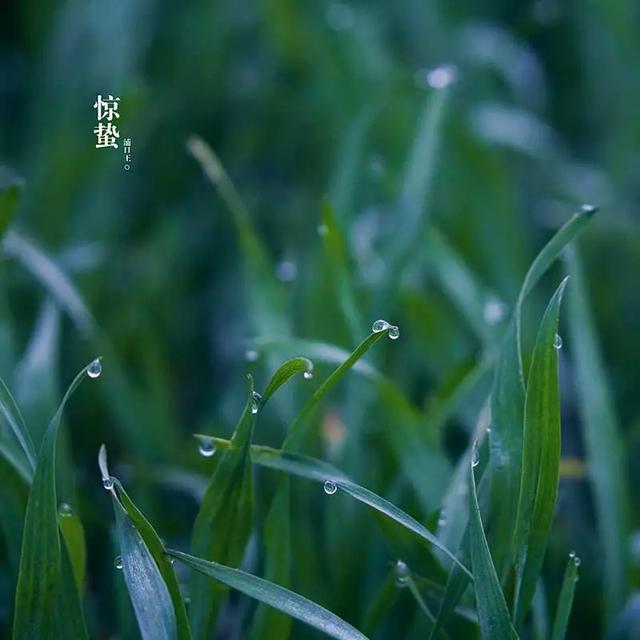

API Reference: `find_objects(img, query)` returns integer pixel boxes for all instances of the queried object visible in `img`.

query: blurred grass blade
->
[0,376,36,475]
[0,180,22,238]
[550,554,580,640]
[249,481,293,639]
[0,452,28,572]
[261,356,314,406]
[58,505,86,593]
[113,499,177,640]
[361,571,399,636]
[428,553,471,640]
[13,362,93,639]
[320,200,363,343]
[186,135,289,338]
[189,376,256,638]
[3,231,95,336]
[283,329,389,449]
[169,549,369,640]
[469,461,517,640]
[513,279,568,626]
[567,246,629,625]
[489,207,595,574]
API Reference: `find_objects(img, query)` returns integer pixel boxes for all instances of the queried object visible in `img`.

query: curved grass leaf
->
[513,278,569,626]
[168,549,369,640]
[189,377,256,638]
[469,462,517,640]
[12,362,93,639]
[566,246,629,625]
[261,357,313,406]
[489,207,596,575]
[550,554,580,640]
[210,436,469,578]
[283,329,388,449]
[0,452,28,572]
[0,376,36,477]
[113,499,177,640]
[58,506,86,593]
[0,180,22,237]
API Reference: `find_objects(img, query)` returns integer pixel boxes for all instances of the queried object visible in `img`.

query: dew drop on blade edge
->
[394,560,409,586]
[388,325,400,340]
[58,502,73,517]
[323,480,337,495]
[114,556,123,570]
[198,439,215,457]
[554,333,563,350]
[372,319,388,333]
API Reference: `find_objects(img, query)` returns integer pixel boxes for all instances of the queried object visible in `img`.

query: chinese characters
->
[93,94,120,149]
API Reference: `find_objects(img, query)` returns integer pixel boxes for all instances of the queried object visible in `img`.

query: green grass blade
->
[361,571,399,636]
[428,554,471,640]
[168,549,370,640]
[113,499,177,640]
[189,377,256,638]
[52,541,89,639]
[283,329,389,449]
[469,461,517,640]
[0,376,36,475]
[320,200,363,343]
[550,554,580,640]
[261,357,314,406]
[12,362,94,639]
[186,135,289,338]
[513,279,569,626]
[0,180,22,237]
[489,207,596,575]
[58,505,86,593]
[0,452,28,572]
[567,246,629,625]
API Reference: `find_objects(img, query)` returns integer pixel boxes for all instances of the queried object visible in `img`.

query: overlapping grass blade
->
[0,376,36,477]
[189,377,256,638]
[469,461,517,640]
[58,505,86,592]
[210,436,468,577]
[12,362,93,639]
[567,246,629,625]
[0,452,28,572]
[168,549,369,640]
[113,499,177,640]
[550,554,580,640]
[489,207,596,575]
[513,279,568,626]
[283,329,389,449]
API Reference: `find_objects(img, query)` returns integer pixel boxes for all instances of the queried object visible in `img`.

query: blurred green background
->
[1,0,639,638]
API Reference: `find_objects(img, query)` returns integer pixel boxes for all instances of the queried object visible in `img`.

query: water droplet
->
[573,555,581,567]
[102,476,114,490]
[415,65,458,89]
[251,391,262,414]
[245,349,259,362]
[323,480,337,495]
[326,3,354,30]
[197,436,216,458]
[58,502,73,517]
[184,596,191,606]
[437,513,448,528]
[275,260,298,283]
[483,298,507,324]
[554,333,563,350]
[317,224,329,237]
[372,319,389,333]
[388,325,400,340]
[471,441,480,467]
[303,366,314,380]
[87,359,102,379]
[114,555,123,570]
[394,560,410,587]
[580,203,596,215]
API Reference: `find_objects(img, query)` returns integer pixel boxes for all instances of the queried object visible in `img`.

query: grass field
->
[1,1,640,638]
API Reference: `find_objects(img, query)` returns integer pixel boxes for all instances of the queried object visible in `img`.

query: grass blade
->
[469,460,517,640]
[58,505,86,593]
[168,549,369,640]
[550,553,580,640]
[283,329,389,449]
[489,207,596,575]
[513,279,569,626]
[113,499,177,640]
[261,357,314,406]
[12,362,93,639]
[566,246,629,625]
[189,376,256,638]
[0,376,36,476]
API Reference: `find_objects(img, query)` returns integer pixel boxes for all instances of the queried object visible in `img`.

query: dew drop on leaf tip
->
[102,476,114,490]
[114,555,123,570]
[554,333,563,350]
[394,560,410,586]
[87,358,102,378]
[198,437,215,458]
[251,391,262,414]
